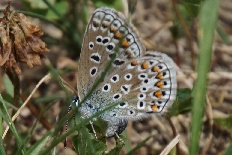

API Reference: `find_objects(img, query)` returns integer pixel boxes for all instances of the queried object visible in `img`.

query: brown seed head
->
[0,3,49,74]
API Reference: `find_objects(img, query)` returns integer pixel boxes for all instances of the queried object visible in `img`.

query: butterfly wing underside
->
[77,7,177,137]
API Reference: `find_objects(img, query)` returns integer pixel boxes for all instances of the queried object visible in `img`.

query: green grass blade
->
[189,0,219,154]
[224,144,232,155]
[216,24,229,45]
[3,75,14,97]
[0,95,23,151]
[107,138,124,155]
[126,135,152,155]
[0,115,4,155]
[167,88,192,117]
[32,101,119,155]
[0,138,6,155]
[122,131,131,152]
[15,102,54,155]
[26,135,51,155]
[214,115,232,131]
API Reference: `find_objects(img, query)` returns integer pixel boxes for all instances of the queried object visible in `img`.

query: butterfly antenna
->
[64,104,72,148]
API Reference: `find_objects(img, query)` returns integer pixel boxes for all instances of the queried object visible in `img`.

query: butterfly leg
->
[89,120,98,139]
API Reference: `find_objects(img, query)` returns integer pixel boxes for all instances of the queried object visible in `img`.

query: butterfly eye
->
[72,96,79,106]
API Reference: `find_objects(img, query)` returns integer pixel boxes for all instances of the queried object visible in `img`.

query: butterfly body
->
[75,7,177,137]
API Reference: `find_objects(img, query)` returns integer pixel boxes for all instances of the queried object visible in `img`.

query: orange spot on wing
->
[128,54,133,59]
[131,61,138,66]
[156,73,163,79]
[122,38,129,47]
[125,50,133,58]
[102,23,109,28]
[114,31,122,39]
[125,50,130,55]
[154,91,162,98]
[155,81,163,88]
[151,105,158,112]
[110,27,116,32]
[152,66,159,72]
[141,61,149,69]
[93,21,99,27]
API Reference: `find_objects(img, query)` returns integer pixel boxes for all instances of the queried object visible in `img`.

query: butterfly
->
[74,7,177,138]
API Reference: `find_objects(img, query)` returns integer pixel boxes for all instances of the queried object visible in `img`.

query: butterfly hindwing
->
[96,51,177,120]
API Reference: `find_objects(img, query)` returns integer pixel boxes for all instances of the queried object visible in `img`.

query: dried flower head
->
[0,3,49,74]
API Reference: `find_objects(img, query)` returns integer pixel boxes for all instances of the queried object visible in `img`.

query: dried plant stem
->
[122,0,128,17]
[200,95,213,155]
[2,73,51,139]
[160,135,180,155]
[21,94,52,130]
[167,117,181,155]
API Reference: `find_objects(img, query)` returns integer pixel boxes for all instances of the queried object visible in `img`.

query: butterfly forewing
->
[77,7,145,100]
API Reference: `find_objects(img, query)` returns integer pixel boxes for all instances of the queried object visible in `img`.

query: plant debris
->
[0,3,49,74]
